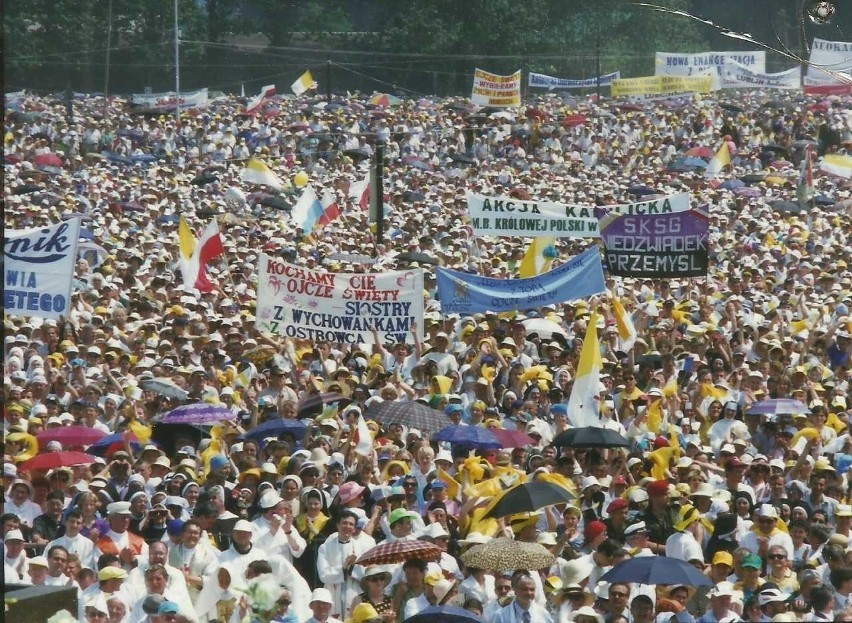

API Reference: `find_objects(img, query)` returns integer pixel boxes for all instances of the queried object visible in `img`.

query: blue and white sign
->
[4,219,81,319]
[436,246,606,314]
[528,71,621,89]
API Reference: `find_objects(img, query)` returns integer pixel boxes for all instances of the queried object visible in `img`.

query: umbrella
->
[490,428,536,448]
[740,174,766,184]
[521,318,567,341]
[297,392,351,417]
[87,432,142,457]
[33,153,63,168]
[814,195,834,206]
[433,425,501,449]
[160,402,237,424]
[460,537,554,571]
[191,172,219,186]
[367,401,451,433]
[552,426,630,448]
[560,114,586,128]
[396,251,439,265]
[37,426,106,447]
[118,201,144,213]
[141,378,188,400]
[242,345,278,365]
[102,152,134,165]
[626,185,658,196]
[770,200,803,213]
[404,606,485,623]
[402,156,433,171]
[257,194,291,211]
[368,93,402,107]
[734,187,761,197]
[19,451,96,472]
[14,183,43,194]
[241,418,308,441]
[746,398,810,416]
[602,557,713,587]
[450,153,476,165]
[525,107,548,121]
[484,482,576,519]
[685,146,714,158]
[150,423,209,456]
[678,157,709,168]
[719,103,744,113]
[762,144,789,156]
[131,154,157,163]
[402,190,426,202]
[343,148,372,161]
[719,179,745,190]
[357,540,442,566]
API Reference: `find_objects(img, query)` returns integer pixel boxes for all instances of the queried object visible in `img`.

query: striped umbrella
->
[357,540,441,566]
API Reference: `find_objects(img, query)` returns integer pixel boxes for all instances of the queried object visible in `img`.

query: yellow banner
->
[611,75,713,96]
[471,68,522,107]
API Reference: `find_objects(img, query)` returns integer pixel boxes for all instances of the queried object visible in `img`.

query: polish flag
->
[317,189,341,227]
[245,84,276,115]
[348,176,369,210]
[179,216,225,293]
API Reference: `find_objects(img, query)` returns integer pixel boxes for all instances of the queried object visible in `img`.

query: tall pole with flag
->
[566,311,603,428]
[173,0,180,126]
[797,144,815,208]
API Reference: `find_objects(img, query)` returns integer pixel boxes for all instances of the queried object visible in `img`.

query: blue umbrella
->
[241,418,308,441]
[102,151,134,165]
[160,402,236,424]
[601,556,713,586]
[680,156,709,168]
[131,154,157,163]
[719,179,745,190]
[746,398,810,416]
[404,606,485,623]
[79,228,94,241]
[432,425,501,449]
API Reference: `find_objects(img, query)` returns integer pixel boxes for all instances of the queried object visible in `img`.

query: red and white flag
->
[348,176,369,210]
[179,216,225,293]
[245,84,275,115]
[317,189,341,227]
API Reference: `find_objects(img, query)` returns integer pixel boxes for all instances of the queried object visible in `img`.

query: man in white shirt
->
[167,518,217,602]
[92,501,149,571]
[317,510,374,619]
[46,508,96,570]
[739,503,795,560]
[251,490,306,562]
[124,541,190,606]
[304,588,344,623]
[218,519,267,580]
[43,545,78,587]
[492,574,553,623]
[665,504,704,563]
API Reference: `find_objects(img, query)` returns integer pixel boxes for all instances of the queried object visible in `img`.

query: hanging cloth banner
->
[528,71,621,89]
[611,75,713,97]
[466,192,691,238]
[720,62,801,89]
[807,38,852,84]
[654,51,767,75]
[4,219,81,320]
[600,208,709,278]
[130,88,209,109]
[471,68,522,107]
[436,246,606,314]
[256,254,424,345]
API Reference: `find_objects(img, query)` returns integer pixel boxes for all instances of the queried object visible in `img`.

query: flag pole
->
[173,0,180,126]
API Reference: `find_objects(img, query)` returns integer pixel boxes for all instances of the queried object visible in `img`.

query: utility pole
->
[103,0,113,120]
[65,82,73,125]
[326,57,332,103]
[595,34,602,101]
[174,0,181,126]
[373,142,385,251]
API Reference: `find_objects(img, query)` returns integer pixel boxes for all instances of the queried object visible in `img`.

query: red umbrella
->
[560,114,586,128]
[357,539,442,566]
[37,426,106,447]
[490,428,535,448]
[33,153,64,168]
[19,451,97,472]
[685,146,714,158]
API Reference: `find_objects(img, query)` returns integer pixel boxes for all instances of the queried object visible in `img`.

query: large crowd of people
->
[3,82,852,623]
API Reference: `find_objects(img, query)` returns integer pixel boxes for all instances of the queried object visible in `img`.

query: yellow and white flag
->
[518,236,557,278]
[291,70,317,96]
[820,154,852,179]
[610,291,636,352]
[566,311,602,427]
[241,158,283,190]
[705,142,730,177]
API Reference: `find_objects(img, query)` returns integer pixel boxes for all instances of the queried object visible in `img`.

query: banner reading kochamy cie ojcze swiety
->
[4,218,81,320]
[256,254,424,345]
[436,246,606,314]
[466,192,692,238]
[600,208,709,278]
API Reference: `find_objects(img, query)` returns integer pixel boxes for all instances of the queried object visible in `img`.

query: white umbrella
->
[521,318,568,341]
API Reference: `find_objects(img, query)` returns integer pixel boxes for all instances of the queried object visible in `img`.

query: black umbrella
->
[367,401,451,433]
[402,191,425,202]
[257,195,291,211]
[484,481,576,519]
[626,185,658,196]
[196,208,221,218]
[636,353,663,369]
[103,152,134,165]
[150,422,209,457]
[343,148,372,161]
[241,418,308,442]
[450,153,476,165]
[30,132,52,142]
[396,251,439,265]
[297,392,351,417]
[404,606,485,623]
[770,200,804,213]
[191,172,219,186]
[814,195,834,206]
[740,174,766,184]
[719,103,744,113]
[14,183,43,194]
[552,426,630,448]
[118,201,144,213]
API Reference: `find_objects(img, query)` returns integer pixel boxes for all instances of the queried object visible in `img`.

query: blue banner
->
[436,246,606,314]
[528,71,621,89]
